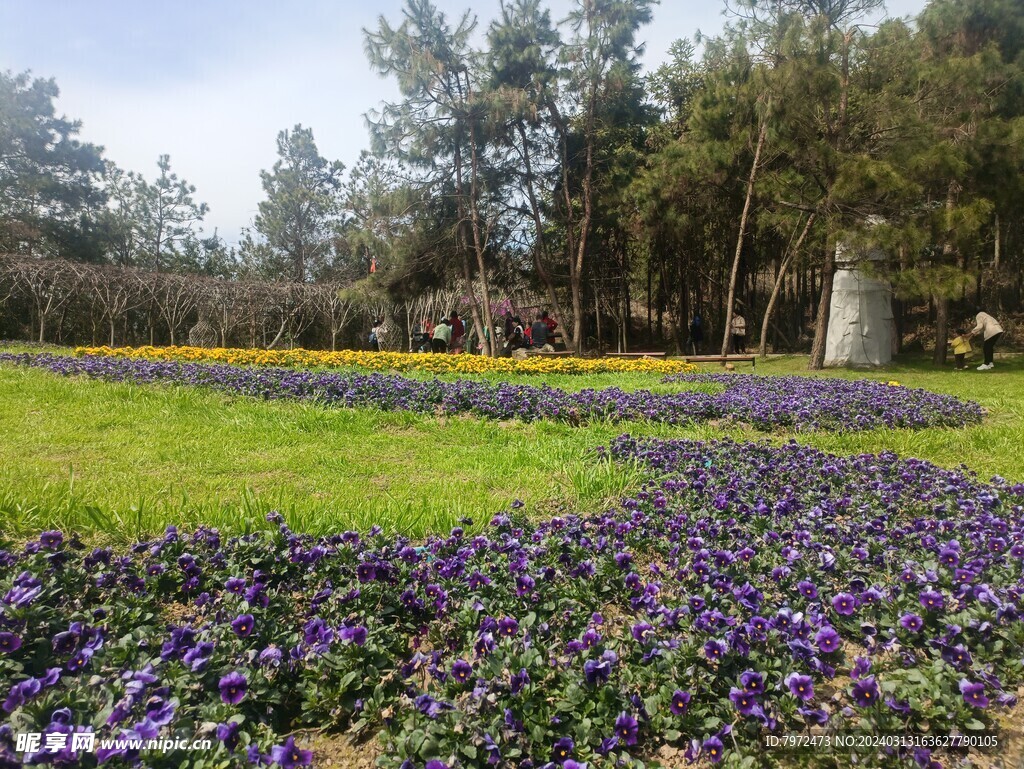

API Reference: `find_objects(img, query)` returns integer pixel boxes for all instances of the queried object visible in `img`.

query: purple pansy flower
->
[614,711,639,746]
[670,689,691,715]
[0,633,21,654]
[218,671,247,705]
[498,617,519,638]
[216,721,241,751]
[831,593,857,616]
[553,736,574,762]
[451,659,473,685]
[269,736,312,768]
[786,673,814,701]
[814,626,841,654]
[959,680,989,708]
[231,614,255,637]
[850,676,879,707]
[739,670,764,693]
[703,735,725,763]
[899,614,923,632]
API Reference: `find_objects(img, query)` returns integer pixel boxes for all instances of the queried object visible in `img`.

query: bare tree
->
[206,279,244,347]
[0,258,15,307]
[8,257,82,342]
[261,282,315,350]
[309,283,354,351]
[143,272,200,345]
[81,263,145,346]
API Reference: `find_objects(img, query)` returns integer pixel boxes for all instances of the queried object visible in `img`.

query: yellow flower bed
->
[73,345,697,376]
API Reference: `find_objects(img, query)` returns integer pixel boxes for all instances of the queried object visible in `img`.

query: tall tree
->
[365,0,501,354]
[254,125,345,283]
[485,0,567,329]
[133,155,208,272]
[735,0,918,369]
[911,0,1024,363]
[556,0,655,352]
[0,71,107,258]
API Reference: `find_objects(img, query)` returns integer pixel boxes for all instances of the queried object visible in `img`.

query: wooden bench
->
[524,349,575,358]
[605,352,667,359]
[684,354,757,368]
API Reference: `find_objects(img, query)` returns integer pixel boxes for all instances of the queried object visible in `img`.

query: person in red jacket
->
[449,311,466,353]
[542,311,558,348]
[542,311,558,335]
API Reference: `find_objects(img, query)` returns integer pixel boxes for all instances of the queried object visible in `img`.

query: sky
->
[1,0,928,246]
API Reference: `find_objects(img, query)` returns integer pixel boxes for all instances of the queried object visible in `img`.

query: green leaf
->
[338,670,362,691]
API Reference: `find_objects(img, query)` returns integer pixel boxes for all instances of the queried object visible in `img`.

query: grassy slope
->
[1,348,1021,542]
[754,354,1024,482]
[0,365,693,542]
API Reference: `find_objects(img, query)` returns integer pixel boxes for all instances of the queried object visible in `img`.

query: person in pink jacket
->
[968,308,1004,371]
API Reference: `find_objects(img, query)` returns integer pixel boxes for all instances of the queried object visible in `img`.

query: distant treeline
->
[2,0,1023,362]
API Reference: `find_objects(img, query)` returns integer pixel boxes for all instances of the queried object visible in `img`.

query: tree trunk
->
[808,240,834,370]
[517,122,567,333]
[993,213,1000,269]
[266,318,288,350]
[466,120,494,357]
[933,294,949,365]
[760,213,815,357]
[646,258,652,344]
[568,76,600,356]
[934,181,959,366]
[721,117,768,357]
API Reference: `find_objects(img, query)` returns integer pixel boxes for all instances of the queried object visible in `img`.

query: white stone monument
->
[824,226,894,368]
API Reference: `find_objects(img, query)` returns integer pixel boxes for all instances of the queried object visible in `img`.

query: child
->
[949,327,972,370]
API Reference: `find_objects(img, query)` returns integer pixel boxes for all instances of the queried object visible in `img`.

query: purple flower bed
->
[2,438,1022,767]
[0,353,985,432]
[661,372,985,430]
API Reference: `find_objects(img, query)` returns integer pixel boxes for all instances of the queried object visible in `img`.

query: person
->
[368,317,383,352]
[480,323,491,355]
[542,311,558,336]
[411,319,432,353]
[730,311,747,354]
[531,314,554,352]
[449,311,466,354]
[503,310,515,340]
[431,317,451,354]
[689,315,704,355]
[502,318,526,357]
[948,327,972,371]
[968,308,1004,371]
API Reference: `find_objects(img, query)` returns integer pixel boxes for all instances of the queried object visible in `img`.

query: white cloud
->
[52,40,400,246]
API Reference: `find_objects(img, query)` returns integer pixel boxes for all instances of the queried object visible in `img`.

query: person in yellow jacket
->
[948,327,972,371]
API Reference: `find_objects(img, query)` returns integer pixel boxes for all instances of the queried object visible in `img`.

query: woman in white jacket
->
[969,308,1004,371]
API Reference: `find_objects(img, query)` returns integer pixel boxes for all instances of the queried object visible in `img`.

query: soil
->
[306,731,383,768]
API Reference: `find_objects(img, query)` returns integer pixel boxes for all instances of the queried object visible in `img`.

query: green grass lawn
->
[1,346,1021,543]
[754,353,1024,481]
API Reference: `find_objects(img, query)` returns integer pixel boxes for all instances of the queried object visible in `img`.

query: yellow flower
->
[74,345,698,377]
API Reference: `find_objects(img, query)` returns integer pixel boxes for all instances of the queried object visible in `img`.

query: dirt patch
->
[305,731,384,768]
[954,686,1024,769]
[160,601,195,625]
